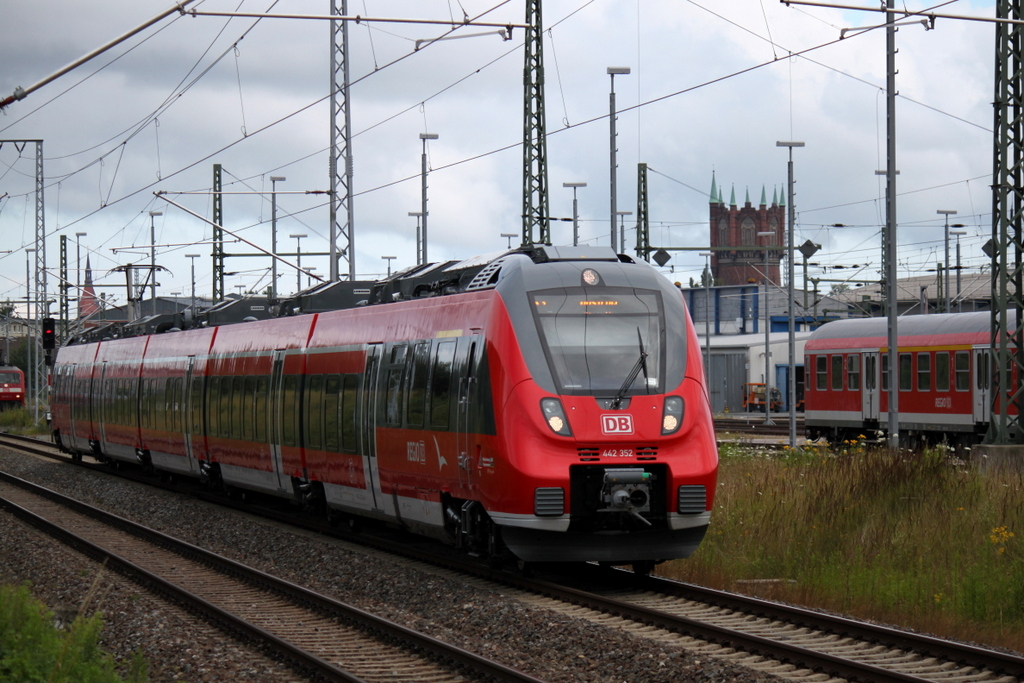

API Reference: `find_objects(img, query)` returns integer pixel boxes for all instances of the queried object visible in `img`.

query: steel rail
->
[0,469,547,683]
[3,433,1021,681]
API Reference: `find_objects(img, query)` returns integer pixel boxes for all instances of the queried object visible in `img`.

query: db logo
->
[601,414,634,435]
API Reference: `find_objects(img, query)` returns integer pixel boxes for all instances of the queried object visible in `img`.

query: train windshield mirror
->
[530,288,663,395]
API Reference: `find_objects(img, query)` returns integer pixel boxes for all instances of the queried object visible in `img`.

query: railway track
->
[0,463,545,683]
[3,433,1023,682]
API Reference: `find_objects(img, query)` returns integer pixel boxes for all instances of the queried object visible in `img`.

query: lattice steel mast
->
[988,0,1024,444]
[331,0,355,279]
[522,0,549,246]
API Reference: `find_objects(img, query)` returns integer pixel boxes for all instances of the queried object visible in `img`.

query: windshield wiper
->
[611,328,648,409]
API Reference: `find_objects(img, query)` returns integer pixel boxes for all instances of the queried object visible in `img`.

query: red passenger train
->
[0,366,25,410]
[804,312,1005,446]
[49,246,718,569]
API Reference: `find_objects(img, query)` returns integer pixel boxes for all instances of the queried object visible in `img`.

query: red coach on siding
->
[804,312,1007,446]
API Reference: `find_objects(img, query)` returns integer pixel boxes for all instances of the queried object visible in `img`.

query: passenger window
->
[899,353,912,391]
[936,352,950,392]
[341,374,359,452]
[407,342,430,428]
[232,377,245,439]
[306,375,324,450]
[324,375,341,452]
[384,344,407,427]
[847,355,860,391]
[917,353,931,392]
[282,376,298,447]
[815,356,827,391]
[882,354,889,392]
[207,377,220,437]
[956,351,970,391]
[831,355,843,391]
[431,340,457,429]
[254,377,269,442]
[243,376,256,441]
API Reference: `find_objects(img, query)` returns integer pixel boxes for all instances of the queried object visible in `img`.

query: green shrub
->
[0,583,148,682]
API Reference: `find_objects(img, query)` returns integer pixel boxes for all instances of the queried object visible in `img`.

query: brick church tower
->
[708,173,786,287]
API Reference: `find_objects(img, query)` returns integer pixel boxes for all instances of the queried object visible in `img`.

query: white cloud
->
[0,0,1001,304]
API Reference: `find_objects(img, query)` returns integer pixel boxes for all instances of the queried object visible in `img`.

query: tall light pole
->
[937,209,957,313]
[185,253,200,313]
[883,0,899,449]
[756,231,775,425]
[148,211,162,316]
[382,255,396,278]
[501,233,518,249]
[270,176,286,300]
[25,248,35,411]
[616,210,633,254]
[409,212,424,265]
[777,140,804,449]
[74,232,86,316]
[699,251,714,406]
[951,228,967,312]
[563,182,586,246]
[290,233,307,294]
[420,133,438,264]
[607,67,630,251]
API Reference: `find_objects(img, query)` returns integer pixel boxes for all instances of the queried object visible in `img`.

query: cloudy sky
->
[0,0,997,311]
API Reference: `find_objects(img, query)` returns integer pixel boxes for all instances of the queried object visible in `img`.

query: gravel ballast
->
[0,450,780,683]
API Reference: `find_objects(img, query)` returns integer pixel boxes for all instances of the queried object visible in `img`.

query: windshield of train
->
[530,288,663,395]
[0,372,20,384]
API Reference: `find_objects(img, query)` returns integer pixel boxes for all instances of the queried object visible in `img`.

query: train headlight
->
[662,396,684,434]
[540,398,573,436]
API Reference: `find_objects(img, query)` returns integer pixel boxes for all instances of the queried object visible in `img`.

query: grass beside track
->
[0,407,49,435]
[661,439,1024,653]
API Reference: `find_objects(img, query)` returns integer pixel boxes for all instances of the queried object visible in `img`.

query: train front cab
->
[478,254,718,564]
[0,366,25,410]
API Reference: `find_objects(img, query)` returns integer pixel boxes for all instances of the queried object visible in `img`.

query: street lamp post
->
[409,212,424,265]
[563,182,586,246]
[25,248,35,411]
[937,209,957,313]
[382,255,396,278]
[148,211,162,316]
[777,140,804,448]
[270,176,286,300]
[950,228,967,312]
[607,67,630,251]
[616,211,633,255]
[185,254,200,313]
[699,251,714,405]
[756,231,775,425]
[290,234,307,294]
[420,133,438,264]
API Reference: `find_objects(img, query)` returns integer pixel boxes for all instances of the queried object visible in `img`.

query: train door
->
[67,365,82,444]
[862,352,880,422]
[98,362,109,447]
[456,338,478,492]
[973,348,990,424]
[359,343,388,514]
[182,356,201,476]
[268,350,292,492]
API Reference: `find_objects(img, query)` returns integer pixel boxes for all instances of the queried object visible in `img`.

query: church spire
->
[760,185,767,207]
[709,172,718,204]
